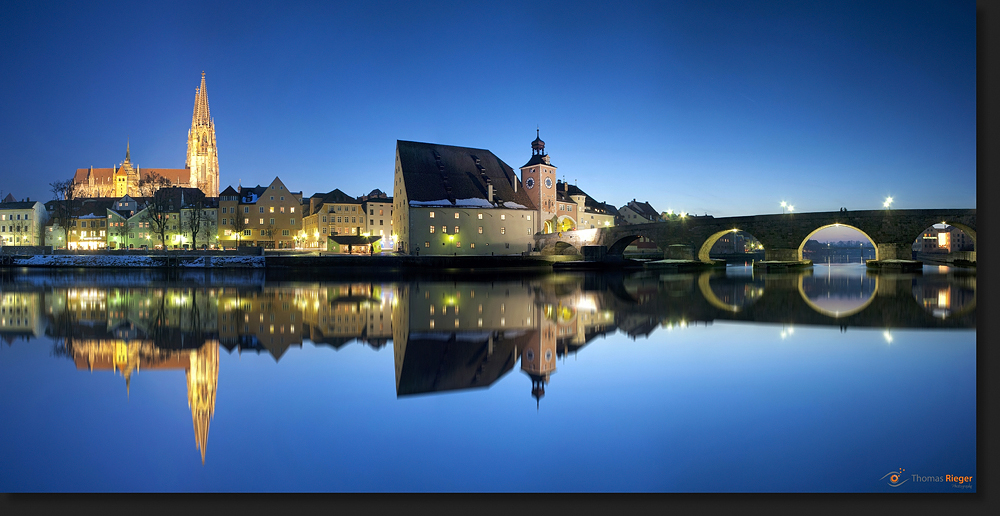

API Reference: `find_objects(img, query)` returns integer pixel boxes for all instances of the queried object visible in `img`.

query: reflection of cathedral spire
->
[186,341,218,465]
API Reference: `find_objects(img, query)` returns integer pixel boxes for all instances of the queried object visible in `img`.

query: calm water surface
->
[0,264,976,492]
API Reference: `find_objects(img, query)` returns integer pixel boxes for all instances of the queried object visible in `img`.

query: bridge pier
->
[665,244,694,261]
[875,243,910,261]
[764,248,801,261]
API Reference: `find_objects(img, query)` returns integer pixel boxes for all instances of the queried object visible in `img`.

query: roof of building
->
[396,140,536,210]
[72,167,192,186]
[2,193,16,203]
[624,199,660,220]
[220,186,239,197]
[0,201,41,210]
[555,181,618,215]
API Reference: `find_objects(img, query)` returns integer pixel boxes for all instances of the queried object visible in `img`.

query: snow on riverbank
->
[11,255,265,268]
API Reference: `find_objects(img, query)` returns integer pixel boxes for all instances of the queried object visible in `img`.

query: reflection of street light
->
[883,330,893,343]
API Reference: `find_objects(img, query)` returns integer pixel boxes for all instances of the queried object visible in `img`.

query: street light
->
[883,196,893,209]
[780,201,787,214]
[788,205,795,213]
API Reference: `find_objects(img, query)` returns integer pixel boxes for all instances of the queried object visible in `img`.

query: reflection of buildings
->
[391,279,615,405]
[65,338,219,464]
[911,278,976,319]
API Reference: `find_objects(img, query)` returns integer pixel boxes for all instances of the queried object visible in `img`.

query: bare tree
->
[142,190,173,250]
[183,189,207,250]
[49,179,78,229]
[110,216,131,249]
[137,172,172,198]
[230,213,248,247]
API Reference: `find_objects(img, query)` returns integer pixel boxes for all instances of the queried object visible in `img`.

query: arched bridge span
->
[535,209,976,262]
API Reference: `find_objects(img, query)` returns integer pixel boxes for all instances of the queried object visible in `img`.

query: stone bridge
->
[534,209,976,262]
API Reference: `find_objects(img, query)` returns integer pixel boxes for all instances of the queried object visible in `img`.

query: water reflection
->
[0,266,975,465]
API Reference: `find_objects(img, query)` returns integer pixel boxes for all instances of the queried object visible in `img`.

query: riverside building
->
[392,140,538,255]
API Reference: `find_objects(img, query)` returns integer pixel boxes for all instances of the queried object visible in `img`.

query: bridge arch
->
[697,229,764,262]
[606,235,641,256]
[796,224,880,262]
[696,272,764,312]
[552,241,580,255]
[557,215,577,232]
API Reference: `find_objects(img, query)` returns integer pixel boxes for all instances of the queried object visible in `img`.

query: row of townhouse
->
[36,178,396,252]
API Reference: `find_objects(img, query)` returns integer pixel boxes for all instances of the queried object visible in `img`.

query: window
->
[527,228,532,234]
[429,226,435,233]
[442,226,447,234]
[379,220,383,225]
[501,227,505,234]
[477,213,483,219]
[429,211,435,218]
[425,241,430,247]
[478,226,483,234]
[270,218,275,225]
[379,209,383,216]
[370,209,374,215]
[270,196,274,200]
[244,207,249,213]
[290,219,295,225]
[470,243,475,249]
[501,214,506,220]
[259,207,264,213]
[322,227,327,234]
[282,230,290,236]
[243,229,251,236]
[260,230,266,236]
[456,242,461,248]
[352,217,356,223]
[454,226,459,234]
[323,216,327,222]
[280,196,284,201]
[290,207,295,213]
[454,213,459,219]
[260,218,264,224]
[270,207,274,213]
[527,215,531,221]
[244,218,249,224]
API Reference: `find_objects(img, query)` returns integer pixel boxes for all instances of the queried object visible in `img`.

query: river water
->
[0,264,975,492]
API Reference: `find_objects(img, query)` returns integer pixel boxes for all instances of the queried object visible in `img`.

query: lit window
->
[478,226,483,234]
[500,227,505,234]
[270,207,274,213]
[429,211,435,218]
[470,243,475,249]
[454,226,459,234]
[454,213,459,219]
[291,207,295,213]
[425,242,430,247]
[430,226,435,233]
[478,213,483,220]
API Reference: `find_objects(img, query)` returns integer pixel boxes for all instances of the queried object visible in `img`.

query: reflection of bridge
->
[600,270,976,330]
[535,209,977,261]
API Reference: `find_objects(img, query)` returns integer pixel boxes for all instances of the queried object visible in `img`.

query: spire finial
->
[126,138,130,162]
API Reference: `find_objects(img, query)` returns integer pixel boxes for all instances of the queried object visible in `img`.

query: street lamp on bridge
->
[787,205,795,213]
[780,201,787,214]
[883,196,894,209]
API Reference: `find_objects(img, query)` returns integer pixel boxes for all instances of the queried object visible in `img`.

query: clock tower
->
[520,129,558,233]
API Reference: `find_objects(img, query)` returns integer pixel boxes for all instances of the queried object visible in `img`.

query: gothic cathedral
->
[72,72,220,198]
[186,71,220,197]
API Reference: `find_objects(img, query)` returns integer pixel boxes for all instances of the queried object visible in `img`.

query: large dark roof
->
[396,140,536,210]
[0,201,40,210]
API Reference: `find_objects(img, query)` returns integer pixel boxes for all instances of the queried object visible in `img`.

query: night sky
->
[0,1,976,239]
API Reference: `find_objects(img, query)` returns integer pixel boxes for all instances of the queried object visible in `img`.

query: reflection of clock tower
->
[521,314,557,408]
[520,130,558,233]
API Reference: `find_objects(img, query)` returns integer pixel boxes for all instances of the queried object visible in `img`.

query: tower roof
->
[192,72,212,127]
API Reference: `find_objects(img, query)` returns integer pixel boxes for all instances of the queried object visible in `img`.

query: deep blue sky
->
[0,0,976,221]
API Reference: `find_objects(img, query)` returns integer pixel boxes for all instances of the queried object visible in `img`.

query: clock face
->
[526,177,535,189]
[544,177,553,189]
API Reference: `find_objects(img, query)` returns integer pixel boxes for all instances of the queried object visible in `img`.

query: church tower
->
[186,72,219,197]
[520,130,558,233]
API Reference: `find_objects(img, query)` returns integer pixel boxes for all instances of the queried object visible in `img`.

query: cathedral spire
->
[192,71,211,127]
[125,139,130,163]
